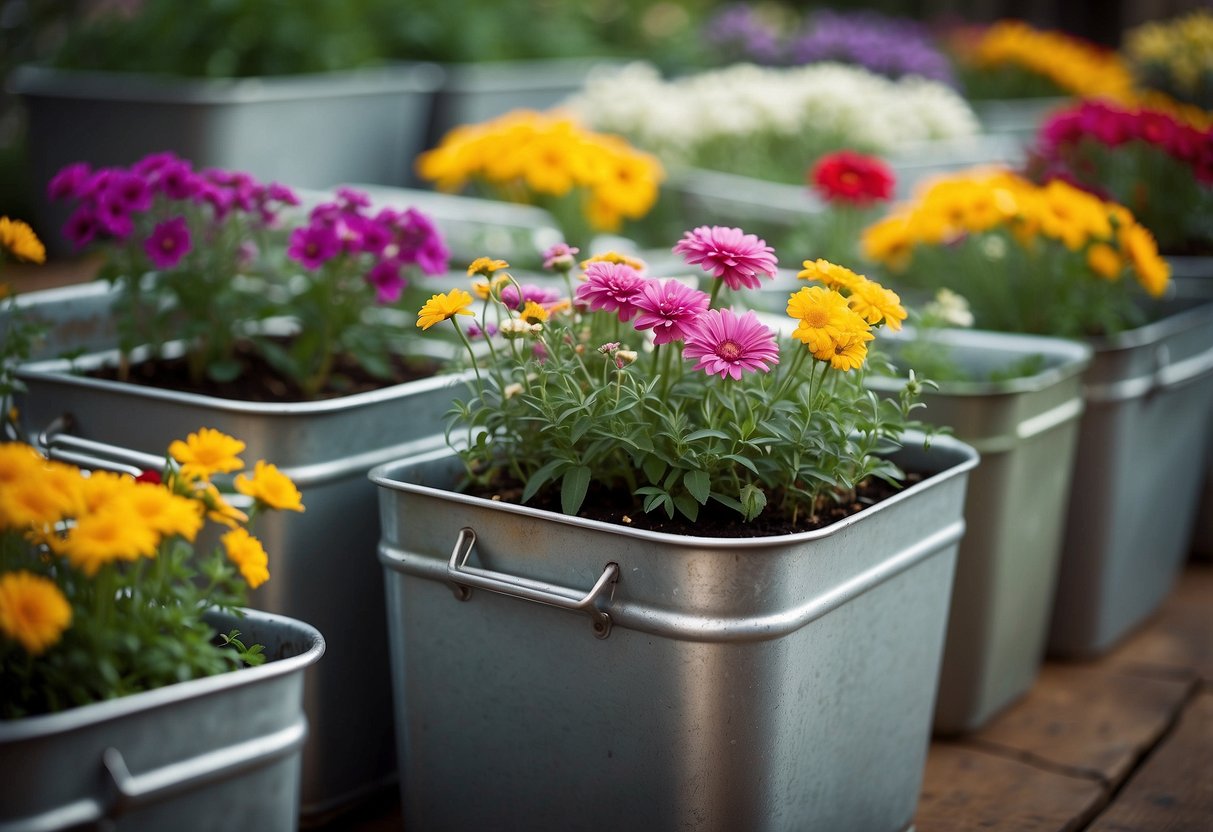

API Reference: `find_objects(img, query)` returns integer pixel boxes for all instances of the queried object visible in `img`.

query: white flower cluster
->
[563,62,980,169]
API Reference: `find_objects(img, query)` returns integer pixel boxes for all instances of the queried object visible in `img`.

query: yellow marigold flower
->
[417,289,475,331]
[787,286,869,354]
[235,460,305,513]
[0,571,71,655]
[847,278,907,331]
[467,257,509,277]
[860,216,914,270]
[62,507,159,575]
[169,428,246,480]
[797,259,863,290]
[78,469,138,514]
[579,251,647,272]
[127,481,205,541]
[196,482,250,528]
[0,477,75,530]
[0,216,46,264]
[972,20,1133,99]
[222,527,270,589]
[825,330,875,372]
[519,301,550,325]
[0,442,41,488]
[1086,243,1123,281]
[1120,223,1170,298]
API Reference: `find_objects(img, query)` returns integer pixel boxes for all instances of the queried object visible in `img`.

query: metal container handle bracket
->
[38,414,167,477]
[1084,341,1213,404]
[447,527,619,639]
[0,718,306,832]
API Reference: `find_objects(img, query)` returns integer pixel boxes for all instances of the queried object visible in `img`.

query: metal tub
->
[870,330,1091,733]
[371,435,978,832]
[1049,299,1213,656]
[0,280,121,364]
[0,608,324,832]
[14,348,471,818]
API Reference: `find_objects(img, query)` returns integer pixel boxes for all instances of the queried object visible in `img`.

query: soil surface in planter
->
[470,473,923,538]
[89,341,444,402]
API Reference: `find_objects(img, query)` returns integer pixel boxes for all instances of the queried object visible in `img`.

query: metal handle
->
[38,414,167,476]
[102,718,307,815]
[447,527,618,639]
[0,719,306,832]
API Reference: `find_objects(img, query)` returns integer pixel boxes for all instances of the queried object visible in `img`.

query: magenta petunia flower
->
[367,260,406,304]
[355,215,391,256]
[131,151,181,177]
[575,262,645,321]
[95,194,134,240]
[632,279,711,345]
[156,160,201,200]
[288,224,341,269]
[672,225,778,291]
[47,162,93,202]
[106,172,153,213]
[683,308,780,380]
[336,186,372,208]
[143,217,192,269]
[63,207,101,248]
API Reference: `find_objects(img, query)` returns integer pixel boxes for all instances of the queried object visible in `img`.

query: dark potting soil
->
[88,341,443,402]
[468,472,924,538]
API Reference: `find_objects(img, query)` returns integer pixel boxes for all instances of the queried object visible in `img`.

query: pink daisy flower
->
[672,225,778,291]
[683,309,780,380]
[632,280,711,345]
[575,262,645,322]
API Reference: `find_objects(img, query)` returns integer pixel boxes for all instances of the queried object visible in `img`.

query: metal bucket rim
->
[369,430,979,549]
[0,607,324,741]
[1087,298,1213,353]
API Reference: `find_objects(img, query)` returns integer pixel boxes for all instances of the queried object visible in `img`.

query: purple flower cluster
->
[288,187,449,304]
[702,4,784,65]
[49,152,300,268]
[787,10,956,85]
[702,5,955,85]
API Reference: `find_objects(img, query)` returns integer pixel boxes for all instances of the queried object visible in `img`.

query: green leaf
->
[522,459,565,503]
[642,455,666,484]
[560,466,591,515]
[673,492,700,522]
[740,483,767,522]
[206,359,244,384]
[710,491,744,513]
[722,454,760,475]
[684,469,710,504]
[570,416,592,444]
[683,428,730,442]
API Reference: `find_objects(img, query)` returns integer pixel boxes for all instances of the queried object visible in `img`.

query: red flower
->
[809,151,896,206]
[135,469,163,485]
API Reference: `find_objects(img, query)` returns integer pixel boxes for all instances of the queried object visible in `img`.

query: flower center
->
[804,308,829,327]
[716,339,742,362]
[839,171,861,187]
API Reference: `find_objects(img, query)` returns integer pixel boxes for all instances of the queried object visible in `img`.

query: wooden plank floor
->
[9,260,1212,831]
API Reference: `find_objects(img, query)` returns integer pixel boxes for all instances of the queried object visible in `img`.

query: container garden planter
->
[371,434,978,832]
[13,343,470,818]
[0,608,324,832]
[9,63,443,252]
[868,329,1092,733]
[1048,298,1213,655]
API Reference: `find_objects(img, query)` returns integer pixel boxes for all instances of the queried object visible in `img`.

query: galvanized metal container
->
[371,435,978,832]
[969,96,1069,143]
[14,347,471,818]
[1049,299,1213,656]
[869,330,1092,734]
[1168,256,1213,558]
[9,62,443,252]
[0,607,323,832]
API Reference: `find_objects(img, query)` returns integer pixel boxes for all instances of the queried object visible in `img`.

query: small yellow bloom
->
[0,216,46,264]
[61,506,159,575]
[467,257,509,277]
[846,278,907,331]
[196,482,250,529]
[519,301,550,325]
[825,330,874,372]
[0,571,71,655]
[1086,243,1123,281]
[579,251,647,272]
[786,286,868,354]
[1120,223,1170,297]
[169,428,246,480]
[417,289,475,330]
[222,527,270,589]
[797,259,862,291]
[235,460,305,513]
[127,481,205,542]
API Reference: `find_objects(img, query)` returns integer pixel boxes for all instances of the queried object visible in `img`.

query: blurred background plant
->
[1026,99,1213,255]
[1123,8,1213,111]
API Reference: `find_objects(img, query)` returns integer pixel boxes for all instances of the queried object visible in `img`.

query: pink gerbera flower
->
[632,280,711,345]
[683,308,779,380]
[143,217,192,269]
[575,262,645,321]
[672,225,778,291]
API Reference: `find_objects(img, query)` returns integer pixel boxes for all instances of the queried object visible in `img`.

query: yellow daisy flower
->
[222,527,270,589]
[579,251,647,272]
[1086,243,1123,281]
[467,257,509,278]
[0,571,71,655]
[846,278,907,331]
[519,301,550,325]
[826,330,875,372]
[126,481,205,542]
[786,286,868,354]
[169,428,246,480]
[196,481,250,529]
[235,461,305,513]
[62,506,159,575]
[417,289,475,331]
[797,259,863,291]
[1120,223,1170,297]
[0,217,46,264]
